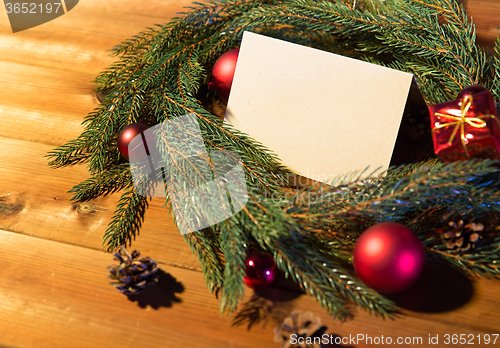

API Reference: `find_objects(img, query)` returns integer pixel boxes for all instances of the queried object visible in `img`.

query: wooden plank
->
[1,229,500,348]
[0,136,201,270]
[0,62,95,145]
[0,229,272,348]
[464,0,500,48]
[0,0,195,146]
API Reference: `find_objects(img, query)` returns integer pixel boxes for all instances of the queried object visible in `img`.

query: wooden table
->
[0,1,499,347]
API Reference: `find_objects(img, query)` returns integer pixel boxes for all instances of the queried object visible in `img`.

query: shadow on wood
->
[386,262,473,313]
[126,269,184,309]
[232,278,303,330]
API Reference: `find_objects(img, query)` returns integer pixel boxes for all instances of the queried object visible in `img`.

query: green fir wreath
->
[46,0,500,319]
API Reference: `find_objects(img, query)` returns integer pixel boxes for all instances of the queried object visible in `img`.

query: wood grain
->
[0,0,499,347]
[1,228,500,348]
[463,0,500,48]
[0,136,201,270]
[0,229,272,348]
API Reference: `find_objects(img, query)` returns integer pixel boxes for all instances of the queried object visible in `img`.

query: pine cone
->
[107,247,159,295]
[440,219,484,252]
[274,311,322,348]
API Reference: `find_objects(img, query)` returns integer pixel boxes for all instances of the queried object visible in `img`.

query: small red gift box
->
[429,89,500,163]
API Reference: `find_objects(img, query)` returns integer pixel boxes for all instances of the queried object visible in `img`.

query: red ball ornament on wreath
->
[353,222,425,294]
[117,123,150,161]
[208,48,239,101]
[244,252,278,289]
[457,85,490,100]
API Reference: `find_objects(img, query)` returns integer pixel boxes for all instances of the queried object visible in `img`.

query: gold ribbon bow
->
[432,94,497,158]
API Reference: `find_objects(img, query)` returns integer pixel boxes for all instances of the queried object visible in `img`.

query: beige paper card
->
[225,31,413,183]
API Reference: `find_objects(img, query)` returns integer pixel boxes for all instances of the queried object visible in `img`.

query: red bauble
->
[244,252,277,289]
[457,85,490,100]
[353,222,425,294]
[209,48,239,101]
[117,123,150,160]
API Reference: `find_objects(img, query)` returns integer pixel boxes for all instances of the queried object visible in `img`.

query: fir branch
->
[285,160,500,228]
[219,218,248,314]
[271,235,398,319]
[102,186,149,251]
[184,228,225,297]
[68,164,131,202]
[45,134,92,168]
[429,246,500,278]
[151,91,289,193]
[493,38,500,101]
[241,195,397,318]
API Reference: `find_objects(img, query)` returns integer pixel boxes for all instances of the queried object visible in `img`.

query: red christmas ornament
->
[209,48,239,101]
[117,123,150,160]
[457,85,490,100]
[353,222,425,294]
[244,252,277,289]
